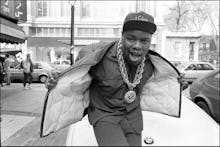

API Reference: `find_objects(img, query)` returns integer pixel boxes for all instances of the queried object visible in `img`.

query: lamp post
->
[68,0,77,65]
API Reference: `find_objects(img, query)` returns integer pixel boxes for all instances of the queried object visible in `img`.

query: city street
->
[0,82,191,146]
[1,83,68,146]
[0,0,218,146]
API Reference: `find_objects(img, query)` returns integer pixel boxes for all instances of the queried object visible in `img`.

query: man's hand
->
[45,71,60,90]
[177,73,188,90]
[177,73,185,84]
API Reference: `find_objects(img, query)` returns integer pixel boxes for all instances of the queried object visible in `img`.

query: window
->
[60,2,70,17]
[38,64,43,69]
[49,28,54,36]
[33,64,38,69]
[95,28,100,36]
[203,43,206,50]
[186,63,214,71]
[113,28,119,36]
[55,28,60,36]
[37,1,48,17]
[36,28,42,36]
[174,42,181,57]
[84,28,89,36]
[199,64,214,70]
[31,27,36,36]
[189,42,195,61]
[206,43,210,49]
[186,64,196,71]
[81,2,91,18]
[67,28,71,36]
[77,28,117,37]
[31,27,71,37]
[44,27,49,36]
[61,28,66,35]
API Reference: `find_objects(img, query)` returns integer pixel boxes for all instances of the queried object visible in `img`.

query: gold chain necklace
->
[116,40,145,103]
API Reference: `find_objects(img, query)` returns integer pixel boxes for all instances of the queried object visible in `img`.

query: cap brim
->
[123,20,157,34]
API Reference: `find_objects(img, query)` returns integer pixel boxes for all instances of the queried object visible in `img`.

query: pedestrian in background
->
[0,59,4,87]
[3,54,11,85]
[20,53,34,90]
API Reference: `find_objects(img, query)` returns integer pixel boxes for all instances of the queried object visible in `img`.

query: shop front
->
[27,37,119,63]
[27,37,71,63]
[0,0,27,60]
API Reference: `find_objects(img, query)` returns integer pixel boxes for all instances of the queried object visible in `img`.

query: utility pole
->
[69,0,76,65]
[70,4,75,65]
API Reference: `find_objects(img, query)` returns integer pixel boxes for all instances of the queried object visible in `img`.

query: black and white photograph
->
[1,0,219,146]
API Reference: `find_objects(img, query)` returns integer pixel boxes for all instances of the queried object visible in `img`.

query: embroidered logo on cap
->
[132,15,149,22]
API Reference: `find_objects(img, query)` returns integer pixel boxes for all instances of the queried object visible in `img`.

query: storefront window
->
[36,28,42,36]
[49,28,54,36]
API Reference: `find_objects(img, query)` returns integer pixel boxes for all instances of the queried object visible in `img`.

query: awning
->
[0,50,21,55]
[0,17,27,44]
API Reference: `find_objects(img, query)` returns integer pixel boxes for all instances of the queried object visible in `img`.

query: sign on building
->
[0,0,27,21]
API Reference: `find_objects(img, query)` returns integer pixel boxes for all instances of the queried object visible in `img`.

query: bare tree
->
[163,0,190,31]
[163,0,219,34]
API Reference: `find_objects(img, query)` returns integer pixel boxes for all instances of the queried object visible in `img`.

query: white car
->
[66,95,219,146]
[176,61,216,83]
[51,60,70,71]
[9,61,57,83]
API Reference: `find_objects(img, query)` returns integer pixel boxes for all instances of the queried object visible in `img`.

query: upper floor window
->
[37,1,48,17]
[77,28,120,37]
[61,1,70,17]
[31,27,70,37]
[80,2,92,18]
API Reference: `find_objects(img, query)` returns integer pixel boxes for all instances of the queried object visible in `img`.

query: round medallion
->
[124,90,136,103]
[144,137,154,145]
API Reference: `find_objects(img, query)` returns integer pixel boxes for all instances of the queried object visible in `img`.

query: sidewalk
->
[1,117,68,146]
[1,83,46,114]
[1,83,68,146]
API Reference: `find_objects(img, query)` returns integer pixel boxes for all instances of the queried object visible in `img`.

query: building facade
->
[161,31,201,62]
[20,0,164,63]
[198,35,219,67]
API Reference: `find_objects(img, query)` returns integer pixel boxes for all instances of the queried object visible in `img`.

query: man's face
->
[121,30,152,66]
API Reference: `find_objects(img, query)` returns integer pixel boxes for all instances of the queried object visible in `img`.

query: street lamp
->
[68,0,77,65]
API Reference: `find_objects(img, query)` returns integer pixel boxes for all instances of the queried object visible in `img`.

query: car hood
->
[66,95,219,146]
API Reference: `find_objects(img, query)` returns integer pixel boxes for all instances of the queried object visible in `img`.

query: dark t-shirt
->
[88,42,154,133]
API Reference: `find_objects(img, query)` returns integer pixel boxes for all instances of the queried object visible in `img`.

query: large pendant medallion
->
[124,90,136,103]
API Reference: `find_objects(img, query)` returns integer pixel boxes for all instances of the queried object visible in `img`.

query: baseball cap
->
[122,11,157,34]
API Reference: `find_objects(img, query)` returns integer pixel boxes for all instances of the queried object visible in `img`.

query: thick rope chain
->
[116,41,145,90]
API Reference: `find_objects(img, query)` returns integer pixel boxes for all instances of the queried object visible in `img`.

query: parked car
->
[51,59,70,71]
[189,69,219,124]
[176,61,216,83]
[9,61,57,83]
[52,59,70,65]
[66,95,219,146]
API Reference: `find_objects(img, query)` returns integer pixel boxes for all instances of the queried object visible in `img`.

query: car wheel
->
[39,75,47,83]
[197,101,211,116]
